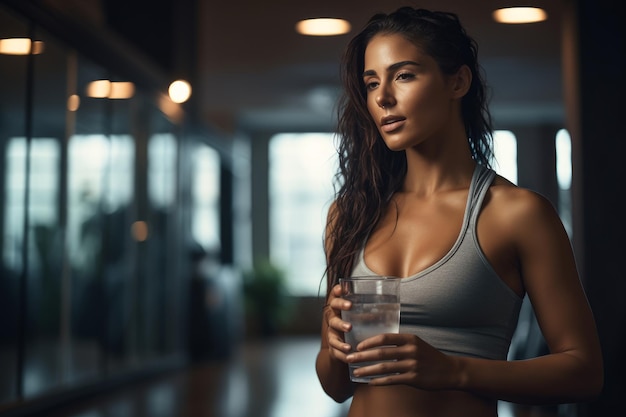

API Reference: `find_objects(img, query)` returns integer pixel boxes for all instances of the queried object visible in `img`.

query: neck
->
[401,136,476,196]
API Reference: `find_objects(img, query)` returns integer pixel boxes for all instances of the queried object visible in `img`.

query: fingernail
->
[346,354,354,361]
[343,301,351,308]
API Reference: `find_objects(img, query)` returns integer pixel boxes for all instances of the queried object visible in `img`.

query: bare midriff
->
[347,384,497,417]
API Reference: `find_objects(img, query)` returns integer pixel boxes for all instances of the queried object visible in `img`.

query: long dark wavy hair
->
[324,7,494,296]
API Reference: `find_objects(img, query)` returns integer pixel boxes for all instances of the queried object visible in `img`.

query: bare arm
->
[315,285,355,403]
[350,188,603,405]
[456,189,603,403]
[315,202,355,402]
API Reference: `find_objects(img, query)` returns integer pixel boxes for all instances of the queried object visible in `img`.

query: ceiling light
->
[493,7,547,24]
[0,38,45,55]
[168,80,192,103]
[86,80,135,99]
[86,80,111,98]
[108,82,135,99]
[296,18,351,36]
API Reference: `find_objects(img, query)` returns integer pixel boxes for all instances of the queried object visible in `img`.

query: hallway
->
[44,337,350,417]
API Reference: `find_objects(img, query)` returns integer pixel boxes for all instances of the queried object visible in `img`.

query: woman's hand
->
[345,333,461,390]
[323,284,354,363]
[316,283,357,402]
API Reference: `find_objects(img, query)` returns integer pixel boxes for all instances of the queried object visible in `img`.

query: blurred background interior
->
[0,0,623,416]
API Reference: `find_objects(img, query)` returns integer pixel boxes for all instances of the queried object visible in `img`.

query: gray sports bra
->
[351,164,523,360]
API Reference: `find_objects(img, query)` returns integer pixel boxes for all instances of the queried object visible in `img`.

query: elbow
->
[587,352,604,400]
[329,391,353,404]
[320,383,354,404]
[574,359,604,402]
[585,365,604,401]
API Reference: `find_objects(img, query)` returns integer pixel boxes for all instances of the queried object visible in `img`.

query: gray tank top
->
[351,164,523,360]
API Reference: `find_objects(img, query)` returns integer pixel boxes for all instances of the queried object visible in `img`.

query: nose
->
[375,86,395,109]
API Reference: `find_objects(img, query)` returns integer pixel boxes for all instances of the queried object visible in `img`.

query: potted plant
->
[242,258,292,338]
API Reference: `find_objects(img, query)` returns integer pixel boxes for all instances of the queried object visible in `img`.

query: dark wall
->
[563,0,626,414]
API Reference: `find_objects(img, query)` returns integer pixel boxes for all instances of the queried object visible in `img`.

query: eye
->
[364,80,379,91]
[396,72,415,81]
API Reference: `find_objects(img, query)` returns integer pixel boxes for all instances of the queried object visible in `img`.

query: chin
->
[382,138,411,152]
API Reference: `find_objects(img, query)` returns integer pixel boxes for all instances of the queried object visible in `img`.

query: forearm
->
[456,352,603,405]
[316,347,355,403]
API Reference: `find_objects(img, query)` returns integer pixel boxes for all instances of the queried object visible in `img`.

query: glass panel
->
[0,4,188,409]
[66,55,110,385]
[0,4,29,403]
[192,144,221,252]
[269,133,337,296]
[22,138,62,398]
[144,131,177,357]
[104,89,136,369]
[148,133,177,209]
[22,24,68,398]
[68,58,136,378]
[102,134,135,372]
[67,133,112,382]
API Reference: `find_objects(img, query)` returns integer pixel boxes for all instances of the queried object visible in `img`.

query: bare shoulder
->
[484,174,567,246]
[487,175,560,223]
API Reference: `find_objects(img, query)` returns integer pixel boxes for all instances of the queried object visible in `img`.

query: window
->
[269,133,337,296]
[492,130,518,184]
[66,134,134,266]
[148,133,177,208]
[556,129,572,236]
[192,144,220,252]
[3,137,59,269]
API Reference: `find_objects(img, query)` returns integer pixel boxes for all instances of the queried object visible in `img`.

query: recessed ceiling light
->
[0,38,45,55]
[168,80,192,103]
[295,18,351,36]
[493,7,548,24]
[85,80,135,99]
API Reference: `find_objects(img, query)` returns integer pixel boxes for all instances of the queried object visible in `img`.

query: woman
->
[315,7,603,417]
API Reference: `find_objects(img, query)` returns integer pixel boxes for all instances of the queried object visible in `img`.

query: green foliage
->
[242,259,292,334]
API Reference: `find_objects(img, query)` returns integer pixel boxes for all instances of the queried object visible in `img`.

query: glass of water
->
[339,275,401,383]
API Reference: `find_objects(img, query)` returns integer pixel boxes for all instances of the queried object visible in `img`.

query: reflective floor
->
[39,336,564,417]
[45,336,351,417]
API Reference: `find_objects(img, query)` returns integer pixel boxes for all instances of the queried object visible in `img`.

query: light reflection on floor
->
[41,336,560,417]
[46,336,350,417]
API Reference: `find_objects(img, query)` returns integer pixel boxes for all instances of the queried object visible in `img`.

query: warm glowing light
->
[493,7,547,24]
[86,80,111,98]
[168,80,192,103]
[67,94,80,111]
[131,221,149,242]
[86,80,135,99]
[108,81,135,99]
[296,18,351,36]
[0,38,45,55]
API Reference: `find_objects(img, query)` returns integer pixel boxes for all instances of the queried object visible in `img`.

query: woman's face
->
[363,33,459,151]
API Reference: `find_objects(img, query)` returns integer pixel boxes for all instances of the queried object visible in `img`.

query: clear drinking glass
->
[339,276,401,383]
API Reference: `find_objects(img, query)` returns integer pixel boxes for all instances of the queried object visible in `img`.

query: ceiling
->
[194,0,567,135]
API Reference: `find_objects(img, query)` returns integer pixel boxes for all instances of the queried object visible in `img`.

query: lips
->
[380,115,406,133]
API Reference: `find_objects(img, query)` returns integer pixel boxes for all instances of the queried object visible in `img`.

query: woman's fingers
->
[355,333,407,351]
[323,284,354,359]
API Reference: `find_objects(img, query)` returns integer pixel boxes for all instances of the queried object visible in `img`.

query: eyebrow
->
[362,60,421,77]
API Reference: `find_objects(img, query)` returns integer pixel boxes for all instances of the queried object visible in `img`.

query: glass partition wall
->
[0,3,194,411]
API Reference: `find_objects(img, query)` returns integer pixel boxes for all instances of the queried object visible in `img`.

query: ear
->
[450,64,472,99]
